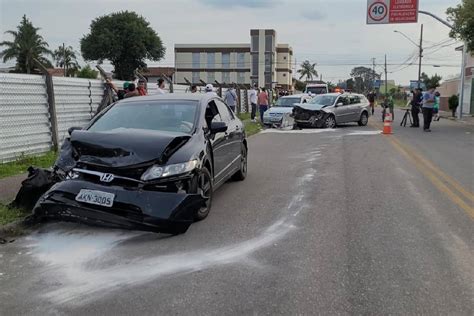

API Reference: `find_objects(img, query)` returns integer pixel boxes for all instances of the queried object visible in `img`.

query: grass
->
[0,202,29,226]
[0,151,57,179]
[238,112,263,136]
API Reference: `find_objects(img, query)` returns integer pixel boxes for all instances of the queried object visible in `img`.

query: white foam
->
[345,130,381,136]
[260,128,338,134]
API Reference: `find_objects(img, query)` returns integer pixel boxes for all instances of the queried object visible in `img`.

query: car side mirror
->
[68,126,83,136]
[210,121,228,134]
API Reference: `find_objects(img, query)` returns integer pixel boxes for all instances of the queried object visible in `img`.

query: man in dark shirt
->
[410,88,423,127]
[367,91,376,115]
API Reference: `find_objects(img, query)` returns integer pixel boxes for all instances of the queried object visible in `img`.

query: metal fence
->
[0,73,53,162]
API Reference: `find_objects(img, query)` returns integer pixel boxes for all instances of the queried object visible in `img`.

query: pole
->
[458,44,467,119]
[372,57,376,90]
[63,43,66,77]
[384,54,388,96]
[417,24,423,89]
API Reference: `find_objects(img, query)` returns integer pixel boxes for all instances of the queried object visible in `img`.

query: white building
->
[174,29,293,90]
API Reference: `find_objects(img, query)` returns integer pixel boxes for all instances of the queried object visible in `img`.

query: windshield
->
[275,97,301,107]
[308,95,338,109]
[306,87,328,95]
[88,100,198,134]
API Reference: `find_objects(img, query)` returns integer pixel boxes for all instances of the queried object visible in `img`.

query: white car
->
[263,94,312,126]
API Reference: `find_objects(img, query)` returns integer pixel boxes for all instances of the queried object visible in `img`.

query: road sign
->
[367,0,419,24]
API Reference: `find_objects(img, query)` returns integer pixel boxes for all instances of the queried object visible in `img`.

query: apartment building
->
[174,29,293,90]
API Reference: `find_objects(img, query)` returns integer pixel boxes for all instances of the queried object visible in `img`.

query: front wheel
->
[324,115,336,128]
[232,144,247,181]
[194,167,213,221]
[358,112,368,126]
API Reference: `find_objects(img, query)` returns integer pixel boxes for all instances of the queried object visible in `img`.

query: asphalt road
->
[1,111,473,315]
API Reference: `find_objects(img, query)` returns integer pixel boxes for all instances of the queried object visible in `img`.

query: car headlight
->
[141,160,198,181]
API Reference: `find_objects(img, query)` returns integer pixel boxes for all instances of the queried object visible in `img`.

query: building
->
[141,67,175,84]
[174,29,293,90]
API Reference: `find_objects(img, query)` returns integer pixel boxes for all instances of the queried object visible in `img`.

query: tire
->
[232,144,247,181]
[194,167,213,221]
[324,115,336,128]
[358,112,368,126]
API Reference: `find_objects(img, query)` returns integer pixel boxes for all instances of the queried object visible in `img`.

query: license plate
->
[75,189,115,208]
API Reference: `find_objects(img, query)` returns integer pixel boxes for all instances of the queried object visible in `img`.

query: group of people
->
[410,87,440,132]
[107,78,168,100]
[248,84,269,123]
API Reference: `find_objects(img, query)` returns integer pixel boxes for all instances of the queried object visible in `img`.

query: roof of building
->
[47,68,65,77]
[141,67,175,78]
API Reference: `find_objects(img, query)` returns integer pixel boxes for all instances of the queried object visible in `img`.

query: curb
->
[0,215,37,240]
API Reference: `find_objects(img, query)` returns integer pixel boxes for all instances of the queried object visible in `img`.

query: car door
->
[334,95,351,123]
[205,100,231,183]
[347,95,361,122]
[214,99,241,175]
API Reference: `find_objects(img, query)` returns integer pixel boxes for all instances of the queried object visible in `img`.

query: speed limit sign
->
[367,0,419,24]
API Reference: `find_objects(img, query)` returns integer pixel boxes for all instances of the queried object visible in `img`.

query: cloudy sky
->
[0,0,463,84]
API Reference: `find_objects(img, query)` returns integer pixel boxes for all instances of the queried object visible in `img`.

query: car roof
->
[118,93,217,104]
[319,93,365,97]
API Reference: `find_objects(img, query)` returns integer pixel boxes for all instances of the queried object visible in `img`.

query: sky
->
[0,0,463,85]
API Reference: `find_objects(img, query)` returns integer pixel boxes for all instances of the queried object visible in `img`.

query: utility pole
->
[63,43,66,77]
[371,57,376,90]
[417,24,423,89]
[384,54,388,96]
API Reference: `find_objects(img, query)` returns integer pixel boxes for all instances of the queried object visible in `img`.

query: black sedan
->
[34,93,248,234]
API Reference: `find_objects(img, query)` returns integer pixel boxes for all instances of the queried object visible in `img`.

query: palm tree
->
[0,15,53,73]
[297,60,318,82]
[53,45,80,77]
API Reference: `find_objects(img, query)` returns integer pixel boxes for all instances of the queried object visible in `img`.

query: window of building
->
[207,71,215,83]
[207,52,215,69]
[283,73,286,77]
[237,72,245,84]
[251,35,259,52]
[283,56,287,60]
[265,54,272,72]
[192,71,200,84]
[237,53,245,68]
[222,72,230,83]
[251,54,258,76]
[265,74,272,86]
[222,53,230,69]
[265,35,273,52]
[192,52,200,68]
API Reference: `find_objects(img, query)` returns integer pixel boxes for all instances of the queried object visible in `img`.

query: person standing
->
[224,87,238,112]
[367,90,376,115]
[258,87,269,123]
[124,83,140,98]
[433,91,441,121]
[410,88,423,127]
[190,85,197,93]
[155,78,166,94]
[137,79,147,96]
[422,87,436,132]
[249,84,258,122]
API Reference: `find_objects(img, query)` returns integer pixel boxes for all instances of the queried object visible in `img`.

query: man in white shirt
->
[248,84,258,122]
[155,78,166,94]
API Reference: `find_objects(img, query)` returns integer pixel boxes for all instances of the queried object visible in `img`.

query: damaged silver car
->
[292,93,370,128]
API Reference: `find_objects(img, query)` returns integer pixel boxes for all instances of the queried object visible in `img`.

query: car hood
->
[265,107,294,114]
[70,128,191,167]
[295,103,332,111]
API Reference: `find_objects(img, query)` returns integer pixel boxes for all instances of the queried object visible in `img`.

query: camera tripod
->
[400,108,412,127]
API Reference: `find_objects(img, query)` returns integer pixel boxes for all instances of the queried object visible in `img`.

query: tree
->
[293,78,306,92]
[326,81,336,91]
[0,15,53,74]
[81,11,165,80]
[346,78,355,91]
[420,72,442,89]
[447,0,474,52]
[350,66,380,92]
[76,65,99,79]
[297,60,318,81]
[53,45,80,77]
[448,94,459,117]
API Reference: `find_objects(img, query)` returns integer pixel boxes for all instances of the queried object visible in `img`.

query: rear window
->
[306,87,328,95]
[89,100,198,134]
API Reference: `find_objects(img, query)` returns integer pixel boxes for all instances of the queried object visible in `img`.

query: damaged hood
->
[294,103,332,111]
[71,128,191,167]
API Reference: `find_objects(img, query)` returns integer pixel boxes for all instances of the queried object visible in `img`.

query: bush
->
[448,94,459,117]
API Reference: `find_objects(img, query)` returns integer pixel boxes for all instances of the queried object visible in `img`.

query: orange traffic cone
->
[383,112,393,134]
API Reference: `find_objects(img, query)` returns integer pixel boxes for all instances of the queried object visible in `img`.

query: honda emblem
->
[100,173,114,183]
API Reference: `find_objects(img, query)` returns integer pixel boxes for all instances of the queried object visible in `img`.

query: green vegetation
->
[0,151,57,179]
[448,94,459,117]
[76,64,99,79]
[81,11,165,80]
[297,60,318,81]
[238,112,262,136]
[0,203,29,226]
[53,45,80,77]
[447,0,474,52]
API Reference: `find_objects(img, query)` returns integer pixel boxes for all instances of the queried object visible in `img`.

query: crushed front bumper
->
[33,179,205,234]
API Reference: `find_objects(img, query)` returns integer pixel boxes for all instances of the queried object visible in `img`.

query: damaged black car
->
[32,93,248,234]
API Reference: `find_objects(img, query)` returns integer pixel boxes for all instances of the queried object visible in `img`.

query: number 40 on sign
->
[367,0,419,25]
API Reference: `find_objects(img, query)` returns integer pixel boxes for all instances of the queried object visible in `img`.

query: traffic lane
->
[380,108,474,193]
[62,128,472,315]
[1,127,473,315]
[0,129,338,314]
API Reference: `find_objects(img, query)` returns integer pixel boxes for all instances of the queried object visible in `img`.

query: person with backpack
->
[224,87,238,112]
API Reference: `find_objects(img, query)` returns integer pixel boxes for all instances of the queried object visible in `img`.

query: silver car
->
[292,93,370,128]
[263,94,312,126]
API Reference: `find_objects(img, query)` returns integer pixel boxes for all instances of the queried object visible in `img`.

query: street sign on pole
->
[367,0,419,24]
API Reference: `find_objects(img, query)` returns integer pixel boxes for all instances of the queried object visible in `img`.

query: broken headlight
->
[141,160,198,181]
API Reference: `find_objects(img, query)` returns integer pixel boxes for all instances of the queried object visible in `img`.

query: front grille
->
[78,163,146,180]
